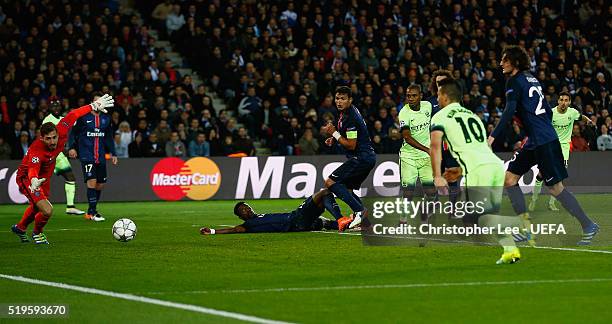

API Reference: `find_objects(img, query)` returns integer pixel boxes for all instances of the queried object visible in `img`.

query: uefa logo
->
[149,157,222,201]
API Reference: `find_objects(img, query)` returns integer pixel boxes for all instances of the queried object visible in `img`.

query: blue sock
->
[555,189,593,230]
[96,190,101,201]
[507,184,527,215]
[329,183,363,213]
[323,194,343,220]
[87,188,98,215]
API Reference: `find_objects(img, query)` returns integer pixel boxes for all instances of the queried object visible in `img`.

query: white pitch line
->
[312,230,612,254]
[0,274,291,324]
[143,278,612,295]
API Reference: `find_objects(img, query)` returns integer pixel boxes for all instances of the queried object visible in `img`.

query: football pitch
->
[1,196,611,323]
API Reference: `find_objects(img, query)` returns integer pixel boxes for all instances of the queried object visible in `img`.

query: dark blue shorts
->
[291,196,325,231]
[329,157,375,190]
[507,140,567,186]
[81,162,107,183]
[441,148,460,169]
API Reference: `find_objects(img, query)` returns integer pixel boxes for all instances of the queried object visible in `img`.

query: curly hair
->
[502,45,530,72]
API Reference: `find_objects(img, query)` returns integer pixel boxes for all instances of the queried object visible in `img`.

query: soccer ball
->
[112,218,137,242]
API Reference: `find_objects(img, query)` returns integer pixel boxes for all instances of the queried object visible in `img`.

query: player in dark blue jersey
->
[199,189,353,235]
[68,94,117,222]
[322,86,376,230]
[488,46,599,245]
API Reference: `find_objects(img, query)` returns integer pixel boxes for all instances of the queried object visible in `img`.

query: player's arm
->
[488,83,518,146]
[430,126,449,191]
[57,105,92,139]
[200,225,247,235]
[104,122,118,164]
[324,122,357,150]
[581,114,595,126]
[402,126,429,153]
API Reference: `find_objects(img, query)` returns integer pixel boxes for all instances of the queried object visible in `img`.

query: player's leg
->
[399,156,418,223]
[311,189,343,230]
[82,162,103,221]
[12,178,40,242]
[504,149,536,235]
[93,163,107,220]
[540,142,599,244]
[470,164,521,264]
[529,171,544,211]
[548,156,568,211]
[30,197,53,245]
[442,150,461,214]
[55,153,85,215]
[418,158,438,223]
[325,159,366,214]
[343,159,376,229]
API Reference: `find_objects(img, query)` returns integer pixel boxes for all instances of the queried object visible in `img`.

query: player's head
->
[557,91,571,111]
[234,201,255,220]
[500,45,529,74]
[437,79,462,109]
[431,69,453,94]
[334,86,353,111]
[91,92,102,115]
[49,96,62,116]
[40,122,59,150]
[406,84,422,108]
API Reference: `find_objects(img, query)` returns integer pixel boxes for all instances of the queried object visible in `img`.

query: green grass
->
[1,197,611,323]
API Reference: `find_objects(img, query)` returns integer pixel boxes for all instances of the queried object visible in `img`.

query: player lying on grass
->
[11,95,115,245]
[199,189,354,235]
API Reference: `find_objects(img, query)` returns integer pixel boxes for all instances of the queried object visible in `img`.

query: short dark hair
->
[40,122,57,136]
[502,45,530,71]
[407,84,421,93]
[438,79,462,102]
[234,201,248,216]
[558,91,571,99]
[431,69,454,93]
[335,86,352,98]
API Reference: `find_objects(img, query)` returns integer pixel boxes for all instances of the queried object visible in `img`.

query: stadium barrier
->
[2,152,612,203]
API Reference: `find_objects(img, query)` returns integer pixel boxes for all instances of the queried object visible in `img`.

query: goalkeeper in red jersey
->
[11,94,115,245]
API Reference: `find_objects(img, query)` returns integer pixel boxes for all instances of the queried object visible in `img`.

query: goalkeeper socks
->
[17,205,36,231]
[555,189,593,230]
[87,188,98,214]
[65,181,76,207]
[329,183,363,213]
[532,178,543,201]
[33,212,49,234]
[507,184,527,215]
[322,194,343,220]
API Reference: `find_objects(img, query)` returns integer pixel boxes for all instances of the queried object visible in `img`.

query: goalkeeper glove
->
[90,94,114,113]
[29,177,46,193]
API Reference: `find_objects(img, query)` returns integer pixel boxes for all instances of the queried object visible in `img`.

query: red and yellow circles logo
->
[150,157,221,201]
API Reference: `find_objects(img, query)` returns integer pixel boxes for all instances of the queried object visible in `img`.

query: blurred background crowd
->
[0,0,610,160]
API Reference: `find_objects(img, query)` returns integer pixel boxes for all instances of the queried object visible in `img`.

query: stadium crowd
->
[0,0,610,160]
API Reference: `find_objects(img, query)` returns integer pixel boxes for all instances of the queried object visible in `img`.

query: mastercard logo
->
[150,157,221,201]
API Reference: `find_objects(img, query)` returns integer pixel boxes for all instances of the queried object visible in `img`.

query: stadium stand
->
[0,0,610,158]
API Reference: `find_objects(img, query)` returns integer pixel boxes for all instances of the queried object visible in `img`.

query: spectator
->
[383,128,402,154]
[235,127,256,156]
[222,135,238,156]
[597,125,612,151]
[572,124,590,152]
[12,131,29,160]
[166,4,185,37]
[298,129,319,155]
[207,129,222,156]
[128,133,146,158]
[0,136,11,159]
[151,0,173,38]
[188,132,210,157]
[117,121,133,148]
[143,133,165,157]
[114,133,129,158]
[165,131,187,157]
[152,119,172,145]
